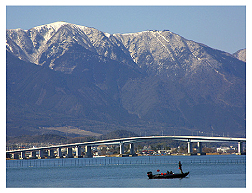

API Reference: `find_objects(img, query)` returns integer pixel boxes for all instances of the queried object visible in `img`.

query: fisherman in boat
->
[147,161,189,179]
[178,161,183,174]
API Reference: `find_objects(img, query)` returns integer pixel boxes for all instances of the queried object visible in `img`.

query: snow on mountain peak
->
[104,33,111,38]
[7,22,245,78]
[33,21,69,31]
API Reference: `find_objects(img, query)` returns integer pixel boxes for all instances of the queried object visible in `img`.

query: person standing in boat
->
[178,161,183,174]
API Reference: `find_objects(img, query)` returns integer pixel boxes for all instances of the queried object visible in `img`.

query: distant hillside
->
[7,134,67,144]
[100,130,139,140]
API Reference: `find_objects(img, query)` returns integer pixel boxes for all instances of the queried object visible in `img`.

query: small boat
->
[147,161,189,179]
[147,171,189,179]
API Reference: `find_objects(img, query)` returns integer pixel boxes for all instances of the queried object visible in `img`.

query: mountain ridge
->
[6,22,246,137]
[233,48,246,62]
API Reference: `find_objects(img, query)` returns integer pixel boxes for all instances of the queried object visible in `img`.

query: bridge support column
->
[48,149,55,158]
[38,150,45,159]
[187,140,192,155]
[197,142,202,153]
[29,151,36,159]
[67,147,73,158]
[20,151,26,159]
[120,143,124,155]
[6,153,11,159]
[75,146,82,158]
[85,146,93,158]
[237,142,244,155]
[13,153,19,159]
[57,147,63,158]
[129,143,137,156]
[197,142,206,155]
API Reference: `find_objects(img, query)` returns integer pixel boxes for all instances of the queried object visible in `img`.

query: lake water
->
[6,155,246,188]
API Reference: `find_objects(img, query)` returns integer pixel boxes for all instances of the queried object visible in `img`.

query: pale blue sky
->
[6,6,246,54]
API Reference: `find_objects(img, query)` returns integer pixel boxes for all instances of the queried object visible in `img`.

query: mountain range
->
[6,22,246,137]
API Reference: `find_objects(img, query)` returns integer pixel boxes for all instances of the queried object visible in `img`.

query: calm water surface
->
[6,155,246,188]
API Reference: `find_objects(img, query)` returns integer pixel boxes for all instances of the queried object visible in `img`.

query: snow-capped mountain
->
[7,21,244,79]
[6,22,246,137]
[233,48,246,62]
[6,22,136,73]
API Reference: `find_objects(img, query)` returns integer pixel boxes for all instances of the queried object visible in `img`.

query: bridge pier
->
[57,147,63,158]
[197,142,202,153]
[6,153,11,159]
[13,153,19,159]
[120,142,124,155]
[130,143,134,155]
[197,142,206,155]
[48,149,55,158]
[75,146,82,158]
[29,151,36,159]
[129,143,137,156]
[187,140,192,154]
[20,151,26,159]
[67,147,73,158]
[85,146,93,158]
[237,141,244,155]
[38,149,45,159]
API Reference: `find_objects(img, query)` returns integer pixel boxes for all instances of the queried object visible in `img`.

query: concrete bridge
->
[6,135,246,159]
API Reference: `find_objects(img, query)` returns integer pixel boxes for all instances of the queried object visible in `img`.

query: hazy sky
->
[6,6,246,54]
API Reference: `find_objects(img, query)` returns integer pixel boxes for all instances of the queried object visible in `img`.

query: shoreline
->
[6,152,246,160]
